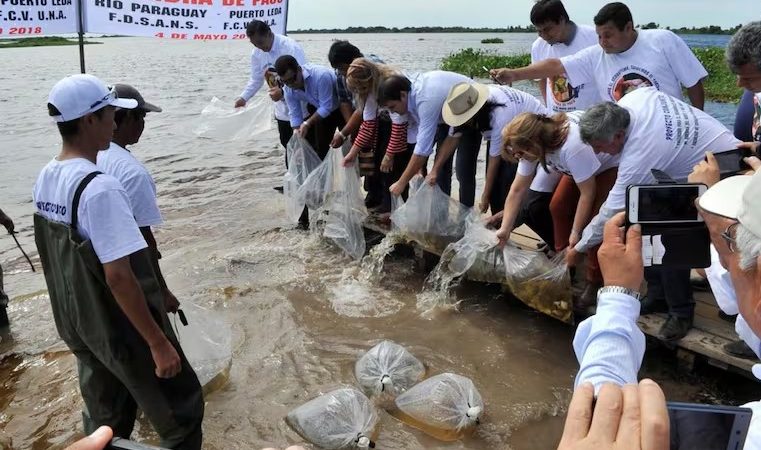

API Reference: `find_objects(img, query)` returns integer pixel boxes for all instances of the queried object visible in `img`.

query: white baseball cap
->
[698,170,761,237]
[48,74,138,122]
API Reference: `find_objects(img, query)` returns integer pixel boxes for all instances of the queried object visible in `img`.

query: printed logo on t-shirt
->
[753,94,761,143]
[608,66,660,101]
[550,75,581,108]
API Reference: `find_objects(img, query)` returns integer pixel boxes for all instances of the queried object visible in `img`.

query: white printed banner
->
[85,0,287,40]
[0,0,79,38]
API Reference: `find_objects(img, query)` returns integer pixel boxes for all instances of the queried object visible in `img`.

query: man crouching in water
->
[33,74,204,449]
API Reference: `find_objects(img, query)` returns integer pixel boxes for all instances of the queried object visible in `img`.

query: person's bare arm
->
[103,256,180,378]
[490,59,565,85]
[686,79,705,111]
[495,173,533,246]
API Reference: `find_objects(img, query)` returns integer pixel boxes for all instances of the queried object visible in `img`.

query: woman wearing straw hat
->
[435,82,547,214]
[495,111,620,315]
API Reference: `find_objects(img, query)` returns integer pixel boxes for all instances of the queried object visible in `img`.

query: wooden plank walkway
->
[362,215,759,378]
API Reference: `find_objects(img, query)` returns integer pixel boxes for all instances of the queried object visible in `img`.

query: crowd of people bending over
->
[5,0,761,448]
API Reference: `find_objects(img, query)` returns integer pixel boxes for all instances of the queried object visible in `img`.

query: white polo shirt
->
[484,85,548,157]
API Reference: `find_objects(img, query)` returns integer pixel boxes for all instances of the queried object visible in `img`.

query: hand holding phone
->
[711,148,752,179]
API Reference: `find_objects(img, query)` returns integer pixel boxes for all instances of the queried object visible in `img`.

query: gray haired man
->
[573,86,739,341]
[726,21,761,144]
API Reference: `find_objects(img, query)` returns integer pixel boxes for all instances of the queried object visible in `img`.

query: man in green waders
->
[33,74,204,449]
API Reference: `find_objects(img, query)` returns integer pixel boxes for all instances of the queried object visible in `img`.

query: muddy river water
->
[0,33,756,449]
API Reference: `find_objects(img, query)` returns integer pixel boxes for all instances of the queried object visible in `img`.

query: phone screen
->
[667,403,752,450]
[637,186,702,222]
[713,149,751,177]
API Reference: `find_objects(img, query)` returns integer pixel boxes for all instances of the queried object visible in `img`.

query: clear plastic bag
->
[284,135,322,222]
[193,96,275,141]
[390,181,472,253]
[286,388,379,449]
[355,340,425,400]
[439,212,505,284]
[304,145,368,260]
[173,302,232,393]
[502,246,573,323]
[393,373,483,441]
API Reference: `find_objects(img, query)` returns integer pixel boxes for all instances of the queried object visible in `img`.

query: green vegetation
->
[481,38,504,44]
[440,48,530,79]
[0,36,100,48]
[692,47,741,102]
[440,47,741,103]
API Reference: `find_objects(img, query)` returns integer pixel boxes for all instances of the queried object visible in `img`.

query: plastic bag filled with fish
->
[304,146,369,260]
[173,302,232,394]
[194,96,275,141]
[283,135,322,222]
[355,340,426,405]
[393,373,483,441]
[520,251,574,323]
[286,388,379,449]
[437,212,506,284]
[390,182,472,253]
[503,246,573,324]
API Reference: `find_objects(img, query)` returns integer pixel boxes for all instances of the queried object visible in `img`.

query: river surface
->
[0,33,757,449]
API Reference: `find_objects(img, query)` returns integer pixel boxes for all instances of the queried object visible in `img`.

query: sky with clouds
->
[286,0,754,30]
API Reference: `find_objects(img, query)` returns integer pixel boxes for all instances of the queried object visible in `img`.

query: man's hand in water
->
[234,98,246,108]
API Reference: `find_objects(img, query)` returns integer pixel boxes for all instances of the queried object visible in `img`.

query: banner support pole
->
[283,0,289,35]
[77,0,86,73]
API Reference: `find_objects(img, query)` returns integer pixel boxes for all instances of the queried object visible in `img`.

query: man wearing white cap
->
[33,74,204,449]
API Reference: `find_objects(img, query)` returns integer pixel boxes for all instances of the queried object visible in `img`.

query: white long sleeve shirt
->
[239,34,307,121]
[575,291,761,449]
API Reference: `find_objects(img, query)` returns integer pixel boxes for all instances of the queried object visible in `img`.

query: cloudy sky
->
[286,0,754,30]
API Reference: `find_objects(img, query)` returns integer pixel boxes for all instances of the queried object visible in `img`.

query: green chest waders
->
[34,172,204,450]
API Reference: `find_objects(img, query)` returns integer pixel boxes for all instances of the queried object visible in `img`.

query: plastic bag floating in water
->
[286,387,379,449]
[193,96,274,141]
[355,340,425,400]
[174,302,232,394]
[283,135,322,223]
[393,373,483,441]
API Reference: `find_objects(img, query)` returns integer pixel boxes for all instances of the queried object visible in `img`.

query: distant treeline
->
[289,24,742,35]
[289,26,537,34]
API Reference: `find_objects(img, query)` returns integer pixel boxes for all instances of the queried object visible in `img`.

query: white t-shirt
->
[576,87,740,252]
[560,29,707,103]
[516,111,620,183]
[531,24,602,112]
[484,85,548,157]
[33,157,147,264]
[97,143,163,228]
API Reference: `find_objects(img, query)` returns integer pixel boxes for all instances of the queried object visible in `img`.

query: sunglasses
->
[279,73,298,87]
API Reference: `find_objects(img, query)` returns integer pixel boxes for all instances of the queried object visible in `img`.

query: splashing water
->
[359,233,404,282]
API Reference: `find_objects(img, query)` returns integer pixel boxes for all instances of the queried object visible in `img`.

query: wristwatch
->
[597,286,641,301]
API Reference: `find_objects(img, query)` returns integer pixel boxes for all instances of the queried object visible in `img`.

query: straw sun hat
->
[442,82,490,127]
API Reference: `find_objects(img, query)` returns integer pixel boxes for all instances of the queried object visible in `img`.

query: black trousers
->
[278,119,294,168]
[432,124,482,207]
[364,116,393,206]
[514,189,556,250]
[645,266,694,319]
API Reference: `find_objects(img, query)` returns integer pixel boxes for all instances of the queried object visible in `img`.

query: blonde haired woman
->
[342,58,412,211]
[495,111,619,314]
